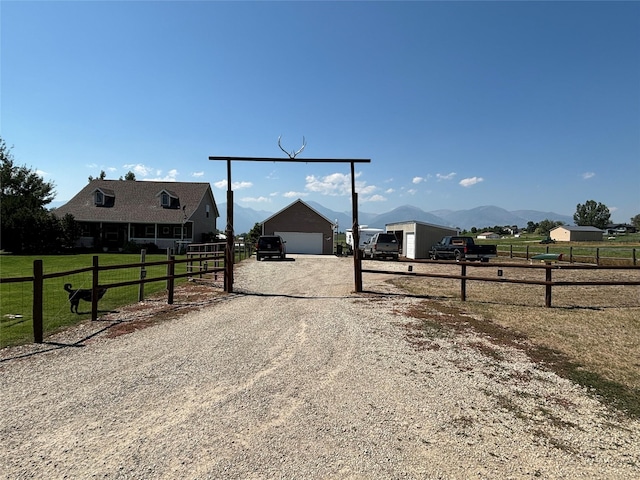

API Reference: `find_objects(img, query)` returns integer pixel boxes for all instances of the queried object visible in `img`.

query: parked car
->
[256,235,286,261]
[429,236,497,262]
[363,232,399,260]
[539,236,556,244]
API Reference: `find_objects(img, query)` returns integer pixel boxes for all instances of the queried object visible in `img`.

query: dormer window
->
[157,189,179,209]
[93,188,115,207]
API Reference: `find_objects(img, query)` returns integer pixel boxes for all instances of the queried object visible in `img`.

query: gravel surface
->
[1,255,639,479]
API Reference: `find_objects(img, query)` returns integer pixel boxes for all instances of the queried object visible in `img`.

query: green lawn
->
[478,233,640,264]
[0,253,207,348]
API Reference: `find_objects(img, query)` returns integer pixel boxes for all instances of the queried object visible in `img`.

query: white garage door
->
[275,232,324,254]
[405,232,416,259]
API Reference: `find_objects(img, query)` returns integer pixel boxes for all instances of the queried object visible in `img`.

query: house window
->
[206,205,210,218]
[161,193,170,207]
[162,226,170,235]
[145,226,155,237]
[95,191,104,206]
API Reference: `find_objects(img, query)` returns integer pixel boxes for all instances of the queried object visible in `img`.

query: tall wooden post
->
[91,256,99,321]
[138,249,146,302]
[351,161,362,292]
[545,266,552,308]
[225,159,234,293]
[33,260,43,343]
[460,264,467,301]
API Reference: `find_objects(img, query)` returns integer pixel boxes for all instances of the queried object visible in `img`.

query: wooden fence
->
[363,259,640,308]
[497,244,638,265]
[1,250,226,344]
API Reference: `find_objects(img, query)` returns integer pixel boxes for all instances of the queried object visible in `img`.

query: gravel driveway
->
[1,255,639,479]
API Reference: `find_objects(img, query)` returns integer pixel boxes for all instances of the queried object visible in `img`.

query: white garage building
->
[386,221,459,259]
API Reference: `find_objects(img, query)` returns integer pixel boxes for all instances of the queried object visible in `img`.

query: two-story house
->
[54,180,219,251]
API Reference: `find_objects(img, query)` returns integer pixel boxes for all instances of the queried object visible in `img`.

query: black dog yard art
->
[64,283,108,314]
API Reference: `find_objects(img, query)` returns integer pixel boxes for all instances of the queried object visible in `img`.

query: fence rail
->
[1,250,228,345]
[497,244,638,265]
[363,258,640,308]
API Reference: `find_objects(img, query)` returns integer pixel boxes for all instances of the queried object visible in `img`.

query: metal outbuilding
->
[385,221,459,259]
[550,225,604,242]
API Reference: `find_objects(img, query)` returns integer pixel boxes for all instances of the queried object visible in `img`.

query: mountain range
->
[218,202,574,234]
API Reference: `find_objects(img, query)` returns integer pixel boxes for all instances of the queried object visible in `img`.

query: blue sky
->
[2,1,639,223]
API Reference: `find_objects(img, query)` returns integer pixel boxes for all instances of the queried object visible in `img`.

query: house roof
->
[53,180,219,224]
[385,220,458,231]
[262,199,335,226]
[552,225,603,232]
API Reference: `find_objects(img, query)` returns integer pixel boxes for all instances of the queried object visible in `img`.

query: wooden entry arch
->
[208,154,371,293]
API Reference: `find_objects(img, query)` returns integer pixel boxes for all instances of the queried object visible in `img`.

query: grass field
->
[0,253,208,348]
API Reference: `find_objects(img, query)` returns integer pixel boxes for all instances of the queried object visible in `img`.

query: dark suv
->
[256,235,286,261]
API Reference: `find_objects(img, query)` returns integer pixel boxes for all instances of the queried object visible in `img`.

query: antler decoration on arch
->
[278,135,306,159]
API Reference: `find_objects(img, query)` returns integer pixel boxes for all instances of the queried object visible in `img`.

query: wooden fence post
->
[633,248,637,266]
[33,259,43,343]
[545,266,552,308]
[167,255,175,305]
[460,264,467,301]
[596,247,600,265]
[92,256,99,321]
[526,245,529,260]
[138,249,146,302]
[166,248,172,290]
[570,246,573,263]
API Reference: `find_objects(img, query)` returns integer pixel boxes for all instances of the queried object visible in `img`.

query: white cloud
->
[241,196,270,203]
[283,191,308,198]
[582,172,595,180]
[385,188,395,194]
[304,172,376,197]
[36,169,48,177]
[406,188,417,195]
[412,176,425,184]
[459,177,484,187]
[363,194,387,202]
[437,172,456,181]
[192,171,205,177]
[213,179,253,190]
[123,163,155,177]
[144,169,179,182]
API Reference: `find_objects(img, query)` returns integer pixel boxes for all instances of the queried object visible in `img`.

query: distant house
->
[54,180,219,251]
[605,224,637,235]
[550,225,603,242]
[477,232,501,240]
[261,199,335,254]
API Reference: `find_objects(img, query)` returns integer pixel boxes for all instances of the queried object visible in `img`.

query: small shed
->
[550,225,604,242]
[262,199,335,255]
[385,221,458,259]
[477,232,500,239]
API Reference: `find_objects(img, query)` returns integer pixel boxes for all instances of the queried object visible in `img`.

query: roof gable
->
[262,199,335,226]
[54,180,218,224]
[552,225,603,232]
